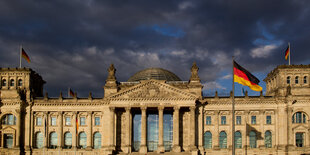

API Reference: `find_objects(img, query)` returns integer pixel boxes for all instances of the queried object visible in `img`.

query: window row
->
[287,76,308,84]
[36,116,101,126]
[206,115,272,125]
[1,79,23,87]
[203,131,272,149]
[35,131,102,149]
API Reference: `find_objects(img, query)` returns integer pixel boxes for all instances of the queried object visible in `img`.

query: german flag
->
[233,61,262,92]
[69,88,74,97]
[76,116,79,136]
[285,46,290,60]
[21,48,31,63]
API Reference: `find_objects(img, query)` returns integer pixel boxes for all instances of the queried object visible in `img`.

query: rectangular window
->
[65,117,71,126]
[236,116,241,125]
[266,115,271,124]
[80,117,86,125]
[251,116,256,124]
[51,117,56,126]
[36,117,42,126]
[221,116,226,125]
[95,117,100,126]
[206,116,211,125]
[296,133,304,147]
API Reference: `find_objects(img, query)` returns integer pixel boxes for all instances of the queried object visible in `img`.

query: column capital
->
[158,106,164,111]
[87,111,92,115]
[58,111,63,115]
[141,106,147,111]
[125,107,131,111]
[109,107,115,111]
[173,106,180,111]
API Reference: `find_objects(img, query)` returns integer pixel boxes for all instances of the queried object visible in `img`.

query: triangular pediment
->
[1,126,16,133]
[107,80,197,100]
[292,124,308,130]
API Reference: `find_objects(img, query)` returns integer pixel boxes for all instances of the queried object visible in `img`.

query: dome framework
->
[128,68,181,82]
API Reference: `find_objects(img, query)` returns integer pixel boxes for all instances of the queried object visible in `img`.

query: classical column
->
[172,106,181,152]
[58,112,63,148]
[198,106,204,152]
[86,111,92,150]
[125,107,131,153]
[109,107,116,150]
[15,109,21,148]
[189,106,197,150]
[72,112,77,149]
[139,107,147,153]
[157,106,164,153]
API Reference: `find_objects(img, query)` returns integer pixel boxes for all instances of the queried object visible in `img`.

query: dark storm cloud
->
[0,0,309,97]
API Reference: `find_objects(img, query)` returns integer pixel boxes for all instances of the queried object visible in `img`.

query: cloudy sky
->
[0,0,309,97]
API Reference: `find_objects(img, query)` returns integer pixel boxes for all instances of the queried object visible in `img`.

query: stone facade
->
[0,64,309,155]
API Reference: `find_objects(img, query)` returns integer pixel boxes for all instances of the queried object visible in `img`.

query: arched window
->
[1,114,16,125]
[295,76,299,84]
[292,112,307,123]
[235,131,242,148]
[35,132,43,148]
[93,132,101,149]
[64,132,72,149]
[79,132,87,149]
[2,79,6,87]
[18,79,22,87]
[219,131,227,149]
[304,76,307,84]
[249,131,257,148]
[10,79,14,86]
[4,134,13,148]
[50,132,58,149]
[265,131,272,148]
[203,131,212,149]
[287,76,290,84]
[296,133,304,147]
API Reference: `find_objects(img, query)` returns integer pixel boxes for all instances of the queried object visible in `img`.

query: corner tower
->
[264,64,310,96]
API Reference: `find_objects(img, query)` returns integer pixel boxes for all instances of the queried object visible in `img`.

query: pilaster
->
[72,112,77,149]
[58,111,63,148]
[86,111,92,150]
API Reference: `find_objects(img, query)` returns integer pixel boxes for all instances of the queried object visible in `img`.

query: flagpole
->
[19,45,22,68]
[232,57,235,155]
[288,42,291,65]
[68,87,70,98]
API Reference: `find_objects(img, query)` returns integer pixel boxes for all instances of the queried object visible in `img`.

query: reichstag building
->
[0,62,310,155]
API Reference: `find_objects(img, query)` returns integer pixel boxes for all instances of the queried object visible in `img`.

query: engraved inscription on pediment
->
[128,84,179,98]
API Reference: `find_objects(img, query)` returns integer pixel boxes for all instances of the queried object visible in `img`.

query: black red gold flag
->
[233,61,262,91]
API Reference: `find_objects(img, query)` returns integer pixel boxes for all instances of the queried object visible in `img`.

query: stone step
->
[117,152,192,155]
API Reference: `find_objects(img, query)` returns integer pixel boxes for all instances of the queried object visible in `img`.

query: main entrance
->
[132,108,173,152]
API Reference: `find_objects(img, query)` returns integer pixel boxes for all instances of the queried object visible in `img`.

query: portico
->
[110,105,196,153]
